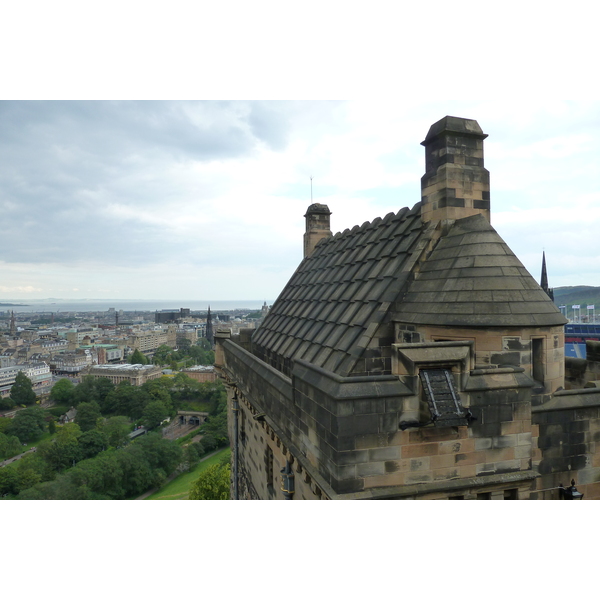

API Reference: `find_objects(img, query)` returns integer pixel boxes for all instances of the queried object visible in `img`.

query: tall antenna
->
[310,176,313,202]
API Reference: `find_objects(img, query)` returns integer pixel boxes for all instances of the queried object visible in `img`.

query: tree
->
[9,371,37,406]
[37,423,82,471]
[129,349,148,365]
[152,344,173,366]
[103,382,150,419]
[7,406,46,443]
[72,376,114,409]
[78,429,108,459]
[142,400,169,430]
[189,463,230,500]
[0,417,12,434]
[0,468,20,496]
[49,378,75,405]
[48,418,56,435]
[0,396,14,411]
[183,443,199,471]
[74,401,102,432]
[0,432,23,460]
[102,416,131,448]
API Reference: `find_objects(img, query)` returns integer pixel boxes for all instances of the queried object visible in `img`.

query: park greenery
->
[1,366,230,499]
[146,447,231,500]
[152,337,215,369]
[189,456,231,500]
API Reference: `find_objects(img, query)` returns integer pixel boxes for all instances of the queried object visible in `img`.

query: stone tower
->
[303,203,332,258]
[420,116,490,225]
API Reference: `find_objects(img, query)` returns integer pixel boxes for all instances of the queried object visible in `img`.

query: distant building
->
[0,362,52,397]
[155,308,191,324]
[182,365,217,383]
[87,364,163,386]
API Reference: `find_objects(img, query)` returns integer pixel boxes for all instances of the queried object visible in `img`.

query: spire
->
[540,251,554,301]
[206,306,214,348]
[9,311,16,336]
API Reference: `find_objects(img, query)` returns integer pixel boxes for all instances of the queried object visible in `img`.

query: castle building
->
[216,116,600,500]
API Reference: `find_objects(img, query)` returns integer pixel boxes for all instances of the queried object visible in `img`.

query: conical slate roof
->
[394,214,567,327]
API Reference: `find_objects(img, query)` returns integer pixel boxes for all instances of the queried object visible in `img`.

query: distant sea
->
[0,299,272,314]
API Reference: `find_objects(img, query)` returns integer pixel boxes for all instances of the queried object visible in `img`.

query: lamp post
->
[559,479,584,500]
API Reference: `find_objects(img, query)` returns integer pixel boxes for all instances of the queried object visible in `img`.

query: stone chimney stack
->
[420,116,490,225]
[304,203,332,258]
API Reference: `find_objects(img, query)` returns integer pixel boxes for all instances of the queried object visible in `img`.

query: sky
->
[1,99,598,302]
[1,2,599,303]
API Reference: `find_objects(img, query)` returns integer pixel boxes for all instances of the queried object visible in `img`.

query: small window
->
[448,495,464,500]
[504,488,518,500]
[265,446,274,488]
[477,492,491,500]
[532,338,544,384]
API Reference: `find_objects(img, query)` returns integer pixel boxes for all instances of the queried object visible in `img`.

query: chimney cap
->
[304,203,331,217]
[421,116,488,146]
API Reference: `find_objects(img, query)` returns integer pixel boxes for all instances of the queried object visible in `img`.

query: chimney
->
[304,203,332,258]
[420,116,490,225]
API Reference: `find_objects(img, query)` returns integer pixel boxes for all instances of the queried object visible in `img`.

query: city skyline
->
[1,100,599,301]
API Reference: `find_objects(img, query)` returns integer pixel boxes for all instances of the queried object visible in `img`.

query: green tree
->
[7,406,46,443]
[0,468,20,496]
[74,401,102,432]
[49,378,75,405]
[0,432,23,460]
[103,382,150,419]
[129,349,148,365]
[0,417,12,434]
[183,443,199,471]
[152,344,173,366]
[102,416,131,448]
[48,418,56,435]
[78,429,108,459]
[189,463,230,500]
[9,371,37,406]
[72,376,114,409]
[0,396,15,411]
[142,400,169,430]
[37,423,82,472]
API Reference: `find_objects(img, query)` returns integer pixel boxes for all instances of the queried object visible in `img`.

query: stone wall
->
[219,335,539,499]
[531,388,600,499]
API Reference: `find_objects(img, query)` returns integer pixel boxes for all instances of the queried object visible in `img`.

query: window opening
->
[532,338,544,384]
[265,446,274,488]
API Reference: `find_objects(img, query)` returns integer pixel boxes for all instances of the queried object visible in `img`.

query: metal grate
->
[419,368,469,427]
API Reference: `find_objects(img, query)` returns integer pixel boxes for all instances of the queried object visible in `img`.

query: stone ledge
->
[336,470,538,500]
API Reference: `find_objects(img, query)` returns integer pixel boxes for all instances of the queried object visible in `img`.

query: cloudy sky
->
[1,99,599,302]
[1,3,599,302]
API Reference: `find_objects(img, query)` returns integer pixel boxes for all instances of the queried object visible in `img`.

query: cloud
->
[1,100,599,299]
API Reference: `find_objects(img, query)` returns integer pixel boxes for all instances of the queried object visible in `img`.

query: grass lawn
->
[145,446,231,500]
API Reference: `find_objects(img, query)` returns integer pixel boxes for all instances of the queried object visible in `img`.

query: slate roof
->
[394,214,568,327]
[252,202,428,377]
[253,205,566,378]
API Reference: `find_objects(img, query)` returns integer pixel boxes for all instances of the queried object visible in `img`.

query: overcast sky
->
[1,3,599,302]
[1,99,599,301]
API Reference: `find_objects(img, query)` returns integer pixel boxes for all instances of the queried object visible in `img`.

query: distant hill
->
[553,286,600,307]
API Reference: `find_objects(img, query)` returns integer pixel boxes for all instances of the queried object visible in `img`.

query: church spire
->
[540,251,554,301]
[206,306,214,348]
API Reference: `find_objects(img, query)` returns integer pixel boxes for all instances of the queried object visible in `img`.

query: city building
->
[0,362,52,397]
[182,365,218,383]
[216,116,600,500]
[86,363,163,386]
